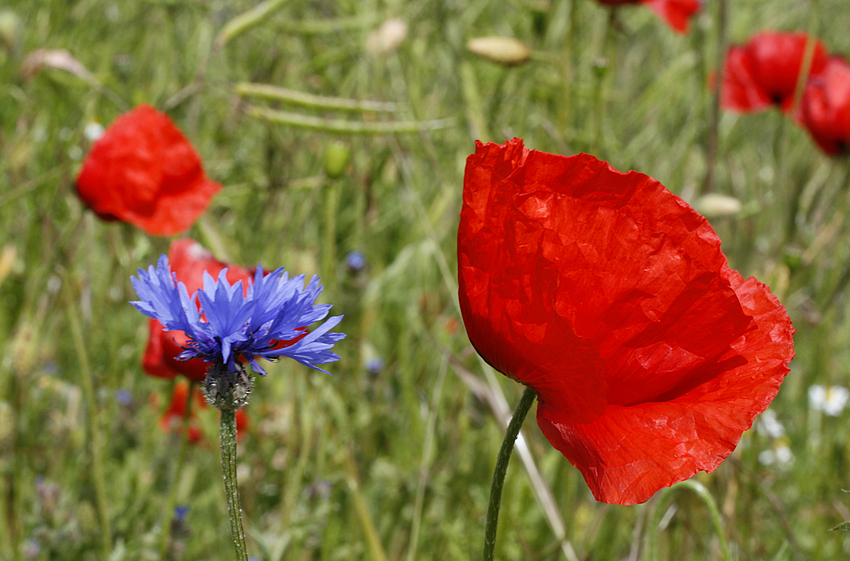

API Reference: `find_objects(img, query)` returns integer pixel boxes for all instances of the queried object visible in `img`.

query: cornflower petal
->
[131,251,345,381]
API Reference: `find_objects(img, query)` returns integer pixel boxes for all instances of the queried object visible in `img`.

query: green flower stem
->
[702,0,726,194]
[220,408,249,561]
[483,386,537,561]
[158,380,196,560]
[784,0,821,244]
[65,288,111,558]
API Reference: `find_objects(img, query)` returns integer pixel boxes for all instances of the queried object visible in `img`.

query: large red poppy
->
[76,104,220,236]
[721,31,828,113]
[142,239,254,382]
[457,139,794,505]
[594,0,702,34]
[799,56,850,156]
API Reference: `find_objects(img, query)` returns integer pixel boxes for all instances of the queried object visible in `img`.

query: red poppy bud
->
[76,104,220,235]
[799,56,850,156]
[458,139,794,505]
[721,31,828,113]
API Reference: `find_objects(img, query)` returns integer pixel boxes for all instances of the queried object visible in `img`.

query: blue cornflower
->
[131,255,344,407]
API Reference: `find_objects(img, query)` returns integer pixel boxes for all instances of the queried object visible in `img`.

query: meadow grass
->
[2,0,850,559]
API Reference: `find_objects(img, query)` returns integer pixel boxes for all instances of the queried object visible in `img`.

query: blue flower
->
[131,255,345,379]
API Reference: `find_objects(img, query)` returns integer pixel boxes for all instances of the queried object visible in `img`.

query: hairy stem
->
[220,408,249,561]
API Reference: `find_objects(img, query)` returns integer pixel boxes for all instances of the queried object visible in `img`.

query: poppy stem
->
[702,0,726,195]
[483,386,537,561]
[158,381,196,561]
[220,408,249,561]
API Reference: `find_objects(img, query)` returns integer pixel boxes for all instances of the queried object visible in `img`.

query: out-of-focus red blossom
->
[594,0,702,34]
[800,56,850,156]
[142,239,254,382]
[159,381,250,444]
[457,139,795,505]
[76,104,220,236]
[721,31,828,113]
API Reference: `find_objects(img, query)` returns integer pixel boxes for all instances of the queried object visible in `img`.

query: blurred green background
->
[2,0,850,559]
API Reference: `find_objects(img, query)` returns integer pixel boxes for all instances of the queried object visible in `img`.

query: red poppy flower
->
[142,239,254,382]
[799,56,850,156]
[159,381,250,443]
[457,139,794,505]
[594,0,702,34]
[76,104,220,236]
[159,381,207,443]
[721,31,828,113]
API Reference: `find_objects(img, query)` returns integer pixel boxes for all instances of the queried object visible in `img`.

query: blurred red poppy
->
[159,380,206,443]
[721,31,828,113]
[799,56,850,156]
[595,0,701,34]
[76,104,220,235]
[458,139,794,505]
[159,380,250,443]
[142,239,254,382]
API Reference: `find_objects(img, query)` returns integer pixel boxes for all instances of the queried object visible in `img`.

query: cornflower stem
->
[65,288,112,558]
[158,381,196,560]
[220,408,249,561]
[483,386,537,561]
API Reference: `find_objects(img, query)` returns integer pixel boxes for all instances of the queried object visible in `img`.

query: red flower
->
[159,381,207,444]
[76,104,220,235]
[159,381,250,443]
[721,31,828,113]
[799,56,850,156]
[457,139,794,505]
[142,239,254,382]
[595,0,702,34]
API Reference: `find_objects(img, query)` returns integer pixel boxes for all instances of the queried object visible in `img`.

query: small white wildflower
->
[808,385,850,417]
[756,409,785,438]
[84,121,105,142]
[758,443,793,468]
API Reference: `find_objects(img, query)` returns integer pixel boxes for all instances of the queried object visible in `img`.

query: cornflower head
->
[131,255,345,410]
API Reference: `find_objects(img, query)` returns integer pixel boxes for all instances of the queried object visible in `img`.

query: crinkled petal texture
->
[800,56,850,156]
[76,104,220,235]
[458,139,794,505]
[722,32,828,113]
[595,0,701,34]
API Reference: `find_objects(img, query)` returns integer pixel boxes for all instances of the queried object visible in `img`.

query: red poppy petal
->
[721,47,772,113]
[746,32,828,111]
[76,105,220,236]
[800,56,850,156]
[641,0,701,34]
[459,139,608,425]
[538,270,793,504]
